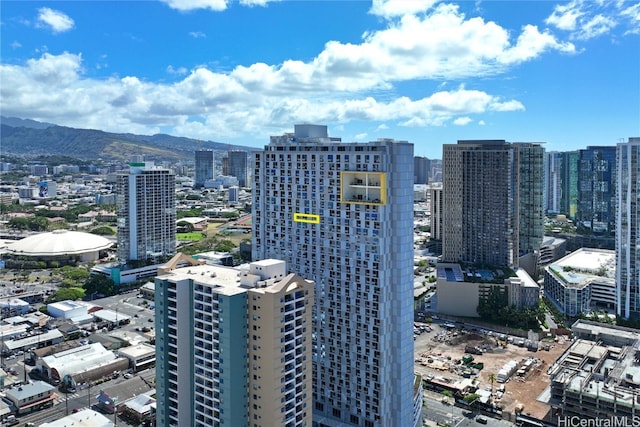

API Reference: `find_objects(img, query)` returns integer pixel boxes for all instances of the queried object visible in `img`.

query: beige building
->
[247,266,314,427]
[436,263,539,317]
[155,254,314,427]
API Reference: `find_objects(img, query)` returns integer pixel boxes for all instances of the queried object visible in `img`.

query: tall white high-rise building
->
[116,161,175,264]
[429,183,444,241]
[544,151,563,214]
[155,255,314,427]
[616,137,640,319]
[253,124,416,427]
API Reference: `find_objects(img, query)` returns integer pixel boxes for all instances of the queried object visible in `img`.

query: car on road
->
[476,416,488,424]
[123,373,132,379]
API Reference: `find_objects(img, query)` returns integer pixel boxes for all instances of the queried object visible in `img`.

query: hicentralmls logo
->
[558,417,640,427]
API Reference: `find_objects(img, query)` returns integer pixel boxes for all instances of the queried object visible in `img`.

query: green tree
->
[487,373,497,397]
[177,207,204,219]
[60,266,90,282]
[177,221,195,233]
[90,226,115,236]
[83,274,115,298]
[50,287,85,302]
[477,287,508,321]
[214,239,235,252]
[463,393,480,404]
[8,216,49,231]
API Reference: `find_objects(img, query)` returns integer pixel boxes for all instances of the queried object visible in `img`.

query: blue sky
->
[1,0,639,158]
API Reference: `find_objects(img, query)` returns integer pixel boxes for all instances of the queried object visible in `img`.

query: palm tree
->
[488,373,497,398]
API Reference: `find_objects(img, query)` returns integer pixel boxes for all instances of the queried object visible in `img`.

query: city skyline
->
[1,0,639,159]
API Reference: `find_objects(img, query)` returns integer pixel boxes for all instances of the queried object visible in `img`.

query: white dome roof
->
[7,229,113,256]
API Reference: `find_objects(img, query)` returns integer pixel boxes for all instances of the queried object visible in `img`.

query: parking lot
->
[88,290,156,340]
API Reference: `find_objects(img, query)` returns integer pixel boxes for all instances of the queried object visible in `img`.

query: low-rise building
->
[539,235,567,265]
[543,248,616,317]
[117,343,155,372]
[138,281,155,299]
[0,298,30,317]
[39,408,114,427]
[4,381,56,414]
[436,263,539,317]
[3,329,64,354]
[547,320,640,419]
[119,390,156,424]
[38,342,128,384]
[47,300,91,322]
[92,309,131,328]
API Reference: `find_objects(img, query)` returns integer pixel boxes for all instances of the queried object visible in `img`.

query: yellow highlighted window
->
[293,213,320,224]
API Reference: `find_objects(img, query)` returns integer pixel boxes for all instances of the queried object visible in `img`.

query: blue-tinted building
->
[577,146,617,234]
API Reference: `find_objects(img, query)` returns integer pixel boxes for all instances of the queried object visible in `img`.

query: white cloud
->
[498,25,576,65]
[239,0,280,6]
[546,1,585,31]
[189,31,207,38]
[167,65,189,75]
[355,133,369,140]
[11,41,22,49]
[577,14,616,40]
[453,117,472,126]
[161,0,228,12]
[620,2,640,34]
[370,0,439,19]
[0,52,525,141]
[9,0,628,143]
[37,8,74,33]
[545,0,627,40]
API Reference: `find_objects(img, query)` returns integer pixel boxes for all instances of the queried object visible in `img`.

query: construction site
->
[414,321,571,421]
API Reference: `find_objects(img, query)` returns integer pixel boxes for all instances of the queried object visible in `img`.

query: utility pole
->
[113,397,118,426]
[23,351,27,383]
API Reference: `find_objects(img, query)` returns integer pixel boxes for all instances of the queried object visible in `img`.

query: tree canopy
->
[83,274,116,297]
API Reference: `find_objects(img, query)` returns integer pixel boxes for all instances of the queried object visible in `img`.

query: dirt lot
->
[414,321,571,420]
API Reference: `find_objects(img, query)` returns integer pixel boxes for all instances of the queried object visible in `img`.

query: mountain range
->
[0,116,253,162]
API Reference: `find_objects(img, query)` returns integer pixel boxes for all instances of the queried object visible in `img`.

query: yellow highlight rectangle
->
[294,213,320,224]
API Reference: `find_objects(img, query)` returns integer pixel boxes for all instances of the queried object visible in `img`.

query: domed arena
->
[6,229,113,264]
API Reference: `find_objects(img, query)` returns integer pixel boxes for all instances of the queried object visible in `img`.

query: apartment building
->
[253,124,416,427]
[116,161,176,264]
[194,150,214,189]
[442,140,544,270]
[543,248,616,317]
[155,255,314,427]
[616,137,640,319]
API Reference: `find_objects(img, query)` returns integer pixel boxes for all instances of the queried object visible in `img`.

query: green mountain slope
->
[0,117,250,161]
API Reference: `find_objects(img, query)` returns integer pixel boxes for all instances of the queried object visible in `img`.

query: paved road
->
[13,369,156,426]
[422,392,514,427]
